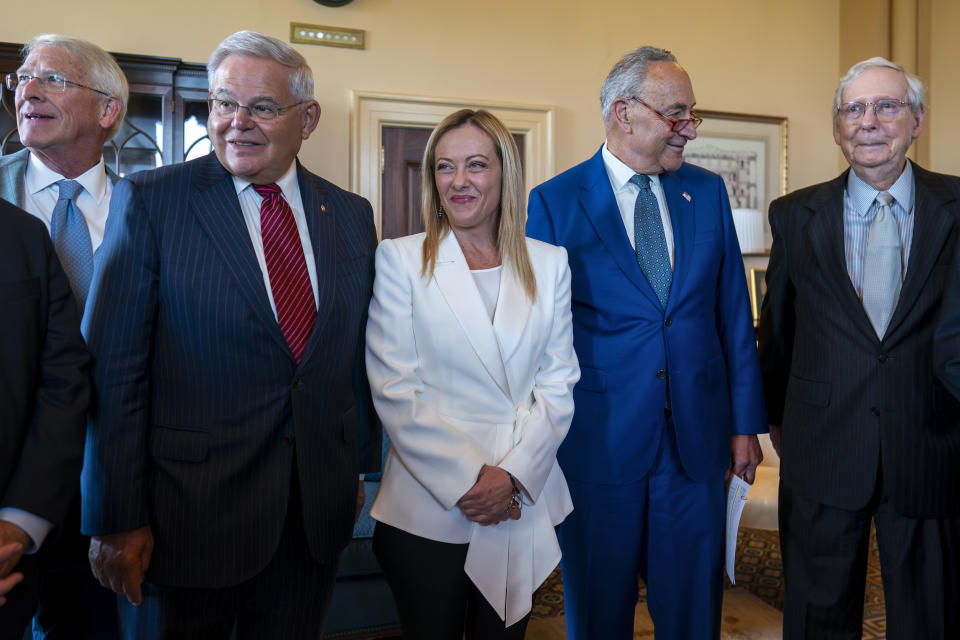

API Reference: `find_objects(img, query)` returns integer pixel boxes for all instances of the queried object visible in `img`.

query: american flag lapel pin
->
[682,192,692,202]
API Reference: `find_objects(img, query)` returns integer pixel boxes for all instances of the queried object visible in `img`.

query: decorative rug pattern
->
[531,527,887,638]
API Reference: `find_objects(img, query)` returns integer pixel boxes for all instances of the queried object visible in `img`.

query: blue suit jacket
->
[81,152,380,588]
[527,148,766,485]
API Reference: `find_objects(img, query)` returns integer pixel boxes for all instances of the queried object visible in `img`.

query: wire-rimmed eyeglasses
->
[208,98,306,123]
[836,100,910,122]
[5,73,110,97]
[629,96,703,133]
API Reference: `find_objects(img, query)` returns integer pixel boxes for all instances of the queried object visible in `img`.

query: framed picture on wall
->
[684,111,788,254]
[749,268,767,325]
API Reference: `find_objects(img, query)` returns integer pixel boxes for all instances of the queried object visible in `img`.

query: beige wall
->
[1,0,844,196]
[927,0,960,175]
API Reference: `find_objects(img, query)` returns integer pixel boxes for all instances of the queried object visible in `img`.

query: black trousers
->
[373,522,530,640]
[117,470,339,640]
[779,476,960,640]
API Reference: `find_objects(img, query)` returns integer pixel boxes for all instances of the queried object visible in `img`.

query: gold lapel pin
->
[320,204,327,213]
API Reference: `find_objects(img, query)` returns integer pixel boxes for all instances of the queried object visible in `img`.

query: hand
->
[727,434,763,484]
[354,478,366,525]
[769,424,782,458]
[89,526,154,605]
[0,521,29,580]
[457,465,519,525]
[0,542,25,606]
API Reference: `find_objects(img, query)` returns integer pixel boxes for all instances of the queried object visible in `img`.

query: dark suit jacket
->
[527,149,766,485]
[0,198,89,529]
[758,162,960,518]
[81,152,380,588]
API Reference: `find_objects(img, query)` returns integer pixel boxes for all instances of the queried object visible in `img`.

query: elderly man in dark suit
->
[0,33,126,640]
[759,57,960,639]
[0,197,90,639]
[81,30,380,639]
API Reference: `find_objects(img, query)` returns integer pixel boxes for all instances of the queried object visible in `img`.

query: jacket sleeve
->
[80,177,158,536]
[497,249,579,501]
[756,198,796,425]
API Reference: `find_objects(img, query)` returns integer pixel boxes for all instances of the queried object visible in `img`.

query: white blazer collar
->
[433,231,511,398]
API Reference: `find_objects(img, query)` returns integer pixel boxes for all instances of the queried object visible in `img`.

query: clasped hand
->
[457,464,521,526]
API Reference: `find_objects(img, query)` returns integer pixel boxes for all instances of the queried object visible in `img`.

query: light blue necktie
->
[862,191,901,338]
[630,174,672,309]
[50,179,94,311]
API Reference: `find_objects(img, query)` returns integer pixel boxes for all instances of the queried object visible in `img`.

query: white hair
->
[600,46,677,124]
[208,31,314,102]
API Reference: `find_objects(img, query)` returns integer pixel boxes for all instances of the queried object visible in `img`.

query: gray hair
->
[600,46,678,124]
[208,31,314,102]
[834,56,925,117]
[22,34,129,139]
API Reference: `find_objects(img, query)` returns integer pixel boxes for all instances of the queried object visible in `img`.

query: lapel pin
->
[320,204,326,213]
[682,192,692,202]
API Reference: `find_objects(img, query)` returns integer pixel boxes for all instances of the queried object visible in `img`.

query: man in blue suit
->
[81,31,379,639]
[527,46,767,639]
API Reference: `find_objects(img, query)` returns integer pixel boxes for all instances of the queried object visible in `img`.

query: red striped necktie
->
[254,183,316,362]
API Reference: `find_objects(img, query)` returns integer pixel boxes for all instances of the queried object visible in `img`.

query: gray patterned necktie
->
[862,191,901,338]
[50,179,94,311]
[630,174,672,308]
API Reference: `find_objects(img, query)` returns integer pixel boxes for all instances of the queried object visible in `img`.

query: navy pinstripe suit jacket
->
[758,162,960,518]
[80,152,380,588]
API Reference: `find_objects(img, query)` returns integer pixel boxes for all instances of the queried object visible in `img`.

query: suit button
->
[664,317,673,327]
[282,435,295,447]
[293,377,304,389]
[871,407,881,416]
[878,354,888,363]
[656,369,668,380]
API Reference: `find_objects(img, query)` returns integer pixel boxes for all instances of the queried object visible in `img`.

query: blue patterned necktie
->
[630,174,672,308]
[862,191,902,338]
[50,179,94,311]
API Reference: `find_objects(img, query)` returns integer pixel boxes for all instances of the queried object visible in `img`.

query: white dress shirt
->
[601,141,675,268]
[233,163,319,317]
[23,152,112,253]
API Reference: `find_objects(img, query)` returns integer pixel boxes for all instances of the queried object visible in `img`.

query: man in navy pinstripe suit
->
[80,31,380,639]
[759,57,960,639]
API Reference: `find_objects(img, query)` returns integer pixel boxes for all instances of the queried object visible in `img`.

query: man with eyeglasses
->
[758,57,960,638]
[527,46,766,640]
[0,33,127,640]
[80,30,380,639]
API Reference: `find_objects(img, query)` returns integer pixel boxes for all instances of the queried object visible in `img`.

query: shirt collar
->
[25,152,109,204]
[602,141,662,191]
[232,162,299,199]
[846,161,915,217]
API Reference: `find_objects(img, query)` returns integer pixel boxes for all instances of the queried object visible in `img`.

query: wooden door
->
[380,125,525,241]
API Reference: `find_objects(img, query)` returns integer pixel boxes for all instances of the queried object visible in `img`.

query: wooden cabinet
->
[0,42,210,175]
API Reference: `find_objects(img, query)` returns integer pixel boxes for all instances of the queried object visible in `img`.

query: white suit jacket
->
[366,231,579,625]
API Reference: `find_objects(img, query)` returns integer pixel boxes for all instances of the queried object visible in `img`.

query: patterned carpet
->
[531,527,888,638]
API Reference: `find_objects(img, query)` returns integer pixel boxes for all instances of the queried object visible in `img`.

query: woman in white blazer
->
[366,109,579,639]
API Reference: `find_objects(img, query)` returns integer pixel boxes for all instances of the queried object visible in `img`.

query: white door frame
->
[350,90,554,238]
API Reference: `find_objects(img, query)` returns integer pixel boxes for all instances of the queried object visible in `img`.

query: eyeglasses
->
[836,100,910,122]
[208,98,306,122]
[6,73,110,97]
[629,97,703,133]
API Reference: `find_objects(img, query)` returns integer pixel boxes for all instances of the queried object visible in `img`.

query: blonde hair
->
[420,109,536,301]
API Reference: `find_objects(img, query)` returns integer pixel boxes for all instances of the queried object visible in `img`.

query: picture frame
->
[684,110,788,254]
[749,268,767,325]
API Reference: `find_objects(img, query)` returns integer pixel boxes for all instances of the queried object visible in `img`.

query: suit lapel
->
[661,172,695,312]
[577,150,660,307]
[432,231,511,398]
[804,173,876,336]
[295,165,334,366]
[887,163,957,336]
[189,153,291,357]
[492,257,531,400]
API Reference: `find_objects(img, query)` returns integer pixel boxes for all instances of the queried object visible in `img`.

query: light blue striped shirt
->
[843,163,915,297]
